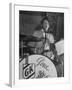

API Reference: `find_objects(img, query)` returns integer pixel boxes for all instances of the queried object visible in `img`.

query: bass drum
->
[19,55,57,79]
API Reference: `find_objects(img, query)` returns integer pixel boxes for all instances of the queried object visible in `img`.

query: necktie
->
[42,32,47,52]
[44,32,50,50]
[45,32,46,43]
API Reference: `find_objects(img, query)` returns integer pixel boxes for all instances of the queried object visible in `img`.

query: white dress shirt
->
[41,29,54,50]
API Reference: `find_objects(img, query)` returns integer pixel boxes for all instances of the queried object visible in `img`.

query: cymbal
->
[20,45,35,48]
[20,34,42,42]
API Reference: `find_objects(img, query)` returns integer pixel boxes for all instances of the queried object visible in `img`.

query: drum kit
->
[19,34,64,79]
[19,34,45,58]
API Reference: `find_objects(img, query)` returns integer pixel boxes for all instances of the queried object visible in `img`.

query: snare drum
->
[19,55,57,79]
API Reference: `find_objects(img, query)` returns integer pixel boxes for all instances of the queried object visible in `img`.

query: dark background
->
[19,10,64,42]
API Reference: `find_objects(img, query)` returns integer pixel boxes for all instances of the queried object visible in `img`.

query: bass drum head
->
[19,55,57,79]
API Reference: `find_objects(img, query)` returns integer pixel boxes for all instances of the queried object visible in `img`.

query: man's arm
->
[47,33,55,43]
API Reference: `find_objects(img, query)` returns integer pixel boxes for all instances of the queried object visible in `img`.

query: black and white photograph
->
[0,0,71,88]
[19,10,64,79]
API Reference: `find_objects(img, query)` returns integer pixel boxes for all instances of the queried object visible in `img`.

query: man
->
[28,17,55,60]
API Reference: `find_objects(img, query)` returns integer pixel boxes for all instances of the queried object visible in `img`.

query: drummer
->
[31,16,57,60]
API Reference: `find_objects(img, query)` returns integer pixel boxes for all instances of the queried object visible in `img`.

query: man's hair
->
[41,16,50,25]
[35,16,50,31]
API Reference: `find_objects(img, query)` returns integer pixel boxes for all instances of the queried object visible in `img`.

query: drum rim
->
[19,54,53,63]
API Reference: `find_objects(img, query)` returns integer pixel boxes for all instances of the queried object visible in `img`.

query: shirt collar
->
[41,29,48,33]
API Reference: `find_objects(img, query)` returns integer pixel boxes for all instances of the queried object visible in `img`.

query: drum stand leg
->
[24,53,29,64]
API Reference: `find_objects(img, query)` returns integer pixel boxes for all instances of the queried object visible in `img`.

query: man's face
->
[42,20,49,31]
